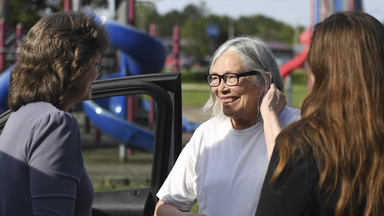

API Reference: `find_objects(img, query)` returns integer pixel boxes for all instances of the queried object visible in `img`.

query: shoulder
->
[279,106,301,127]
[277,116,326,156]
[15,102,79,136]
[8,102,78,133]
[184,117,230,155]
[24,104,81,161]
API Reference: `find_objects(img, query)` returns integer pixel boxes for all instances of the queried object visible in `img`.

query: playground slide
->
[82,100,155,153]
[81,19,167,151]
[279,26,312,78]
[0,66,12,114]
[106,20,167,75]
[280,47,307,78]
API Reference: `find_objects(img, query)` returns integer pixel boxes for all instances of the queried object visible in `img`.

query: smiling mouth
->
[222,98,238,103]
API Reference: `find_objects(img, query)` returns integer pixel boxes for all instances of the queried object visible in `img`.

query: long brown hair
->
[272,11,384,216]
[8,10,109,111]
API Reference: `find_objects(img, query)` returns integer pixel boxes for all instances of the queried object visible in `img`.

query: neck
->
[230,118,258,130]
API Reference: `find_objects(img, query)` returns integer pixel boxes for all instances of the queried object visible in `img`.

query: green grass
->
[191,203,199,213]
[182,89,210,107]
[284,70,309,108]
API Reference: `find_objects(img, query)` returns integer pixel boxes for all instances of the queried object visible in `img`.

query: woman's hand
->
[260,84,287,118]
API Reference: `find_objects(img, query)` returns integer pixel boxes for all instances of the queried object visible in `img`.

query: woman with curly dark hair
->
[256,11,384,216]
[0,10,109,215]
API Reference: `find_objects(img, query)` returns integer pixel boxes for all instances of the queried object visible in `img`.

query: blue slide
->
[0,18,201,153]
[0,66,12,114]
[82,19,168,153]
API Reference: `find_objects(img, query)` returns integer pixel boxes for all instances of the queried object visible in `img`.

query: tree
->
[1,0,108,30]
[9,0,61,29]
[135,2,158,32]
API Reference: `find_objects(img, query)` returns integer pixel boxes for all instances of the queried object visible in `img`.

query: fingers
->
[260,84,287,117]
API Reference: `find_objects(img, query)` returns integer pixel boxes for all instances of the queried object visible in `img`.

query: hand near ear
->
[261,84,287,117]
[260,83,287,161]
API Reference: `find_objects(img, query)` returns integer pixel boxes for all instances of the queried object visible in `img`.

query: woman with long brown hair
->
[256,11,384,216]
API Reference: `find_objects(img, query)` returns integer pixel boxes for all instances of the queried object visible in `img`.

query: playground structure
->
[0,0,367,154]
[280,0,363,91]
[0,0,200,156]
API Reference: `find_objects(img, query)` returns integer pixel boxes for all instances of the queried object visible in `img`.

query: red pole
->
[323,0,328,19]
[127,0,136,124]
[149,23,157,37]
[172,26,180,72]
[64,0,71,11]
[148,23,157,130]
[349,0,354,10]
[16,23,22,62]
[0,19,4,74]
[129,0,135,26]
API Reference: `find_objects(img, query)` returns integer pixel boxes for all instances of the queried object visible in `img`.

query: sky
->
[153,0,384,28]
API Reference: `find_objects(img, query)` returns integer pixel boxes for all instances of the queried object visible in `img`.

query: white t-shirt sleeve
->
[156,132,199,211]
[279,106,301,127]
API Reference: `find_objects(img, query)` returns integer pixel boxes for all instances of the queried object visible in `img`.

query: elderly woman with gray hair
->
[154,36,300,216]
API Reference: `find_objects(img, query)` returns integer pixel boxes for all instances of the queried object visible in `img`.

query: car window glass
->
[71,93,154,191]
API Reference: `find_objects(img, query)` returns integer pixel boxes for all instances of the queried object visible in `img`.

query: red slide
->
[280,26,312,78]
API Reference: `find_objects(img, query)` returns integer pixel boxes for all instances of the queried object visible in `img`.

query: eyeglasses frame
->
[205,70,262,87]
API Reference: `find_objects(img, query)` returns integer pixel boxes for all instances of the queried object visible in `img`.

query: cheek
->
[244,86,262,106]
[212,87,219,97]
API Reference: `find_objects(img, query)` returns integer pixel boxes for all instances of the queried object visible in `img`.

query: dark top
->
[0,102,93,216]
[255,145,323,216]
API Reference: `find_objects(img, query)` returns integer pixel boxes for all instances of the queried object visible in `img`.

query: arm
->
[260,84,287,161]
[255,147,319,216]
[28,112,83,215]
[154,200,206,216]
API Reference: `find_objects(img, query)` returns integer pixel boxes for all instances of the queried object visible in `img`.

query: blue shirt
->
[0,102,93,216]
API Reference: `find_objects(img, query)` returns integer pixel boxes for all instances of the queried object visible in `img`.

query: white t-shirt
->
[157,106,300,216]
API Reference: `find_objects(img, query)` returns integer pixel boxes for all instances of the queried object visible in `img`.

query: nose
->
[217,77,230,92]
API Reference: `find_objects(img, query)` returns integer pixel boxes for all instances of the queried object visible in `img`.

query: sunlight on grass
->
[191,203,199,213]
[284,69,309,108]
[182,89,211,107]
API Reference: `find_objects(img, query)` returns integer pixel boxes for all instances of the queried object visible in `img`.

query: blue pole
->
[356,0,363,11]
[315,0,320,24]
[335,0,343,12]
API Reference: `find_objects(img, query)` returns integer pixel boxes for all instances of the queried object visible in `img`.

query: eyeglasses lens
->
[225,74,238,86]
[208,75,219,86]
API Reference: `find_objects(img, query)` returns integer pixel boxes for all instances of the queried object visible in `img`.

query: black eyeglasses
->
[92,61,102,72]
[205,71,261,87]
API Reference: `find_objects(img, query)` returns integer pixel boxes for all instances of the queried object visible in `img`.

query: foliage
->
[181,71,207,83]
[148,2,306,58]
[7,0,108,30]
[4,0,306,60]
[9,0,60,29]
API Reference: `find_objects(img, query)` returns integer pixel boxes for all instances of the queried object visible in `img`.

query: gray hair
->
[202,36,284,121]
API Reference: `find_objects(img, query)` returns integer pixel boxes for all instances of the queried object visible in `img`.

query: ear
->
[265,72,272,85]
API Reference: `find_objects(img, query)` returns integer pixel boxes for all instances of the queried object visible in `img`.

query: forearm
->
[263,110,282,161]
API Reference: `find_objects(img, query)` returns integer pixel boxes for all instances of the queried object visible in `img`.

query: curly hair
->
[8,9,109,111]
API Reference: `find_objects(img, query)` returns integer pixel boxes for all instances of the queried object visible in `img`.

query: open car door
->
[0,72,182,216]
